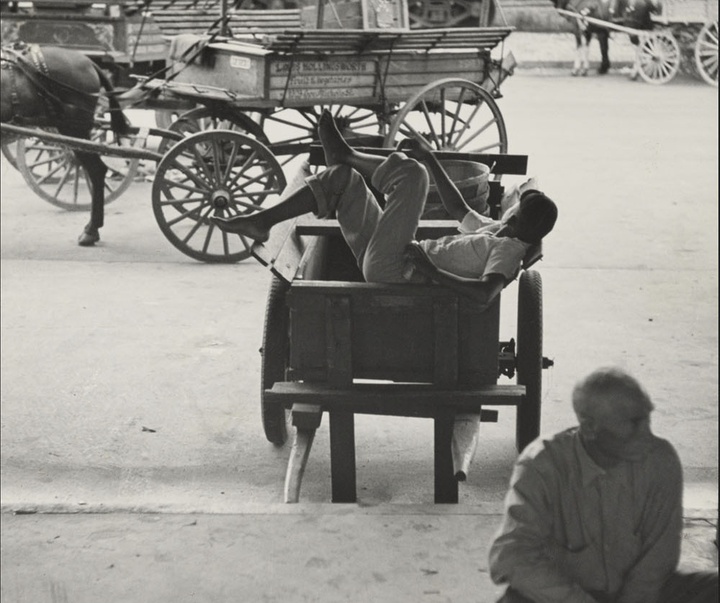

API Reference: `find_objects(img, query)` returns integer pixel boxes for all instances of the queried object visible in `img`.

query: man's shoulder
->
[517,428,579,471]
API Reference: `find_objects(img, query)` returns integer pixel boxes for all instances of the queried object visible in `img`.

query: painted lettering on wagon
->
[282,88,361,100]
[272,60,374,75]
[287,75,355,86]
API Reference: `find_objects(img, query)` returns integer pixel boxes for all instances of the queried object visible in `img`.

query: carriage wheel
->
[157,106,269,154]
[384,78,508,154]
[695,21,719,87]
[515,270,543,453]
[15,123,139,211]
[1,142,18,170]
[258,105,387,167]
[637,31,681,85]
[261,275,292,445]
[152,130,286,263]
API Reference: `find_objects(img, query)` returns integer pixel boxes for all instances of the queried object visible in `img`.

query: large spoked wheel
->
[383,78,507,154]
[695,21,719,86]
[259,105,387,167]
[1,141,18,170]
[157,106,269,154]
[261,275,291,445]
[152,130,286,263]
[14,123,139,211]
[638,31,681,85]
[515,270,543,453]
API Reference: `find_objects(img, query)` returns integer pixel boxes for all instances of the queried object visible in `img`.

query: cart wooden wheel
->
[152,130,286,263]
[695,21,719,87]
[515,270,543,453]
[261,275,292,445]
[383,78,507,154]
[637,31,681,85]
[259,105,387,166]
[1,142,18,170]
[157,106,269,154]
[15,123,139,211]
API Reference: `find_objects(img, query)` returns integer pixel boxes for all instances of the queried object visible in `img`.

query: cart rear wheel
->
[15,122,139,211]
[259,105,387,167]
[516,270,543,452]
[261,275,291,445]
[383,78,507,154]
[695,21,719,87]
[157,107,269,154]
[152,130,286,263]
[638,31,681,85]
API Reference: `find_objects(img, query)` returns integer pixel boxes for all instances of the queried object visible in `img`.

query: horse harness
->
[1,42,99,127]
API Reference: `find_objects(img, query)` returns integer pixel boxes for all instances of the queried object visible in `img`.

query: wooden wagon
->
[136,0,518,262]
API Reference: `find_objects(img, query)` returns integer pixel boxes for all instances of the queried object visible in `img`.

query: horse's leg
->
[74,150,107,246]
[598,29,611,74]
[571,29,583,76]
[580,30,591,76]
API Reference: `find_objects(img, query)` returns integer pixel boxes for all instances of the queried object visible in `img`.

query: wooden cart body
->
[162,26,514,109]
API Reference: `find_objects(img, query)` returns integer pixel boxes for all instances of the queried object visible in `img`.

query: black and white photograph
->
[1,0,718,601]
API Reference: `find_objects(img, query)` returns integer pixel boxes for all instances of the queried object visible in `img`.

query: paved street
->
[1,68,718,601]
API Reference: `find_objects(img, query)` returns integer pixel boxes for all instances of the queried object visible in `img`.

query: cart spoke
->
[167,158,212,191]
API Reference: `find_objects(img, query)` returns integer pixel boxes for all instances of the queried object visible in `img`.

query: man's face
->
[577,395,654,464]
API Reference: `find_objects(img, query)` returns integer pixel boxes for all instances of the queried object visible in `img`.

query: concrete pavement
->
[1,504,717,603]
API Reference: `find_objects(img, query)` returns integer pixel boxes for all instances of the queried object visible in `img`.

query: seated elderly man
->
[489,367,719,603]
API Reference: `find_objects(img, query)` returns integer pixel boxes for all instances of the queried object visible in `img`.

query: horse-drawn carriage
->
[556,0,719,85]
[2,0,517,262]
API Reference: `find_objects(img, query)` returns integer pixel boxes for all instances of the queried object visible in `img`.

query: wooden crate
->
[299,0,410,29]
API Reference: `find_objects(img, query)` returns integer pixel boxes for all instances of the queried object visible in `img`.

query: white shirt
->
[417,210,530,281]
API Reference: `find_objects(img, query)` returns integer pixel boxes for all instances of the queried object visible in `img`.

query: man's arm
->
[399,137,471,222]
[615,442,683,603]
[489,461,600,603]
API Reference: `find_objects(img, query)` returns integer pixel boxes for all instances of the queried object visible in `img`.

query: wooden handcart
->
[256,146,552,504]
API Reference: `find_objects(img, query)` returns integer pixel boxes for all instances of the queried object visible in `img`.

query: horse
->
[553,0,615,76]
[554,0,660,76]
[1,43,131,246]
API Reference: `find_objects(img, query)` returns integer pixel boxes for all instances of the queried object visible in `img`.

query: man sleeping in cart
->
[213,110,558,308]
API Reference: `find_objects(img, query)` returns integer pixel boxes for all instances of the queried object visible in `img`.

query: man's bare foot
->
[318,110,353,166]
[210,214,270,243]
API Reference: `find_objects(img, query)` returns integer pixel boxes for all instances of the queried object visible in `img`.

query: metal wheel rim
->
[695,21,719,87]
[383,78,508,154]
[261,275,291,445]
[515,270,543,452]
[638,32,681,85]
[15,124,138,211]
[152,130,286,263]
[157,106,270,155]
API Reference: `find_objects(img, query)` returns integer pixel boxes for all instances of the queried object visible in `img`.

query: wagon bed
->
[158,25,514,108]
